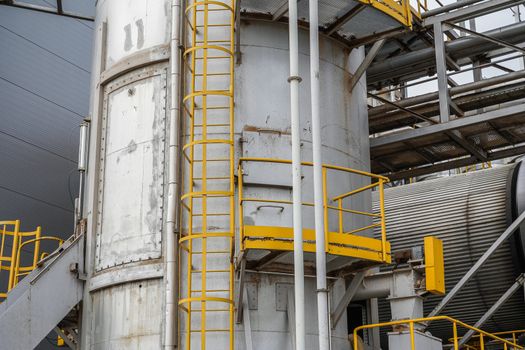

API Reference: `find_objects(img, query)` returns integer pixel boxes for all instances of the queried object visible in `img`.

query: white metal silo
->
[80,0,398,349]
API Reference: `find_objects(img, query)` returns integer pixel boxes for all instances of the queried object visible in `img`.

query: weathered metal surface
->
[82,1,171,348]
[373,165,525,341]
[95,66,166,271]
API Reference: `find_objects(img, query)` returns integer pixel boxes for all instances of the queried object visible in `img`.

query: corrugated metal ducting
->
[373,164,525,341]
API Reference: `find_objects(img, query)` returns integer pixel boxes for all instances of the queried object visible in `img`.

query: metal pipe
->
[165,0,182,347]
[77,120,89,222]
[421,0,482,18]
[369,69,525,117]
[288,0,305,347]
[309,0,329,348]
[367,21,525,85]
[427,209,525,319]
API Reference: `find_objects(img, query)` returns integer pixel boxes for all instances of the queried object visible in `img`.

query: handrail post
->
[409,321,415,350]
[238,164,244,251]
[453,321,459,350]
[378,179,387,262]
[337,199,343,234]
[7,220,20,291]
[480,334,484,350]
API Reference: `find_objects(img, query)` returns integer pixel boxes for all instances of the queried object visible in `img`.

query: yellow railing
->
[238,157,391,263]
[362,0,414,27]
[353,316,524,350]
[14,236,63,286]
[461,330,525,350]
[0,220,63,301]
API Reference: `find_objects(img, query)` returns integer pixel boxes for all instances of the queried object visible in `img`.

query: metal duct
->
[373,164,525,341]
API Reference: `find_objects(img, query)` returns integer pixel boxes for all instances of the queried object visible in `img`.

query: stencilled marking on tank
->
[136,19,145,50]
[124,23,132,51]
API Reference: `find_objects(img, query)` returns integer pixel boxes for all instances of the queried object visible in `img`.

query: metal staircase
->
[0,234,84,349]
[178,0,236,348]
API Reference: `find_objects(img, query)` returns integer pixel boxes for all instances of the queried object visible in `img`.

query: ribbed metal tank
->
[81,0,372,348]
[374,163,525,341]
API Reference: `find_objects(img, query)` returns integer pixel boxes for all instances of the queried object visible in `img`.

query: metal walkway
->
[0,234,84,349]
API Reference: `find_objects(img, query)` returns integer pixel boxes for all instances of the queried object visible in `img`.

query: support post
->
[309,0,329,348]
[434,21,450,123]
[288,0,305,347]
[427,210,525,319]
[331,272,366,328]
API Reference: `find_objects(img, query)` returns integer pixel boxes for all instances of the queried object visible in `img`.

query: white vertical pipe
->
[308,0,329,349]
[288,0,305,348]
[165,0,181,348]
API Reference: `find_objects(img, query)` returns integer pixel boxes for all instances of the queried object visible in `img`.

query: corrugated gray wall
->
[0,1,93,348]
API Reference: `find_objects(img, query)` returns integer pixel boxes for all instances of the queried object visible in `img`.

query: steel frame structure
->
[366,0,525,180]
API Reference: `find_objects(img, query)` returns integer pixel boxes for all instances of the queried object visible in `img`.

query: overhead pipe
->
[369,69,525,117]
[309,0,330,348]
[165,0,182,348]
[288,0,306,348]
[367,21,525,85]
[421,0,482,18]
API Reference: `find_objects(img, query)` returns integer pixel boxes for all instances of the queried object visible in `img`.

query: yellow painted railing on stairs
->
[0,220,63,301]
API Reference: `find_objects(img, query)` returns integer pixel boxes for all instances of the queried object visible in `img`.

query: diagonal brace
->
[331,272,366,328]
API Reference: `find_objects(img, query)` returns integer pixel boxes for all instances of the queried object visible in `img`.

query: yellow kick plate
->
[424,236,445,295]
[243,225,391,264]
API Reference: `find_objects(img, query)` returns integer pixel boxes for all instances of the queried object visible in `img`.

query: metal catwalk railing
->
[353,316,523,350]
[237,158,391,264]
[179,0,235,348]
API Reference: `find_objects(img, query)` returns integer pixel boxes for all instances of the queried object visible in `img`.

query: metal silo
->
[80,0,403,349]
[374,163,525,341]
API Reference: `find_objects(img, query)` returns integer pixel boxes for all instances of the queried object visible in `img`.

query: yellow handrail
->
[353,316,523,350]
[14,236,63,286]
[238,157,390,263]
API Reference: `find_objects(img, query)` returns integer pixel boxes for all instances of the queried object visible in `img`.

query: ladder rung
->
[196,24,231,28]
[193,158,230,162]
[195,56,231,60]
[195,8,231,12]
[190,329,230,333]
[194,72,231,76]
[191,250,231,254]
[191,289,230,293]
[193,176,230,180]
[190,308,230,312]
[195,106,230,110]
[194,124,231,128]
[196,40,231,44]
[192,213,230,217]
[191,269,230,273]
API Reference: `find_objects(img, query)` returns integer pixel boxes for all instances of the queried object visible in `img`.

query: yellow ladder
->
[179,0,235,348]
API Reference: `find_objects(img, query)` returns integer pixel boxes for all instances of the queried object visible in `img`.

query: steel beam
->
[445,22,525,55]
[348,39,385,92]
[458,274,525,346]
[272,0,291,21]
[383,145,525,180]
[324,4,365,36]
[331,272,366,328]
[447,129,487,160]
[427,212,525,319]
[370,104,525,148]
[424,0,525,26]
[434,22,451,123]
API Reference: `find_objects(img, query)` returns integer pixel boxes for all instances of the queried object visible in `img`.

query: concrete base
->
[388,330,442,350]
